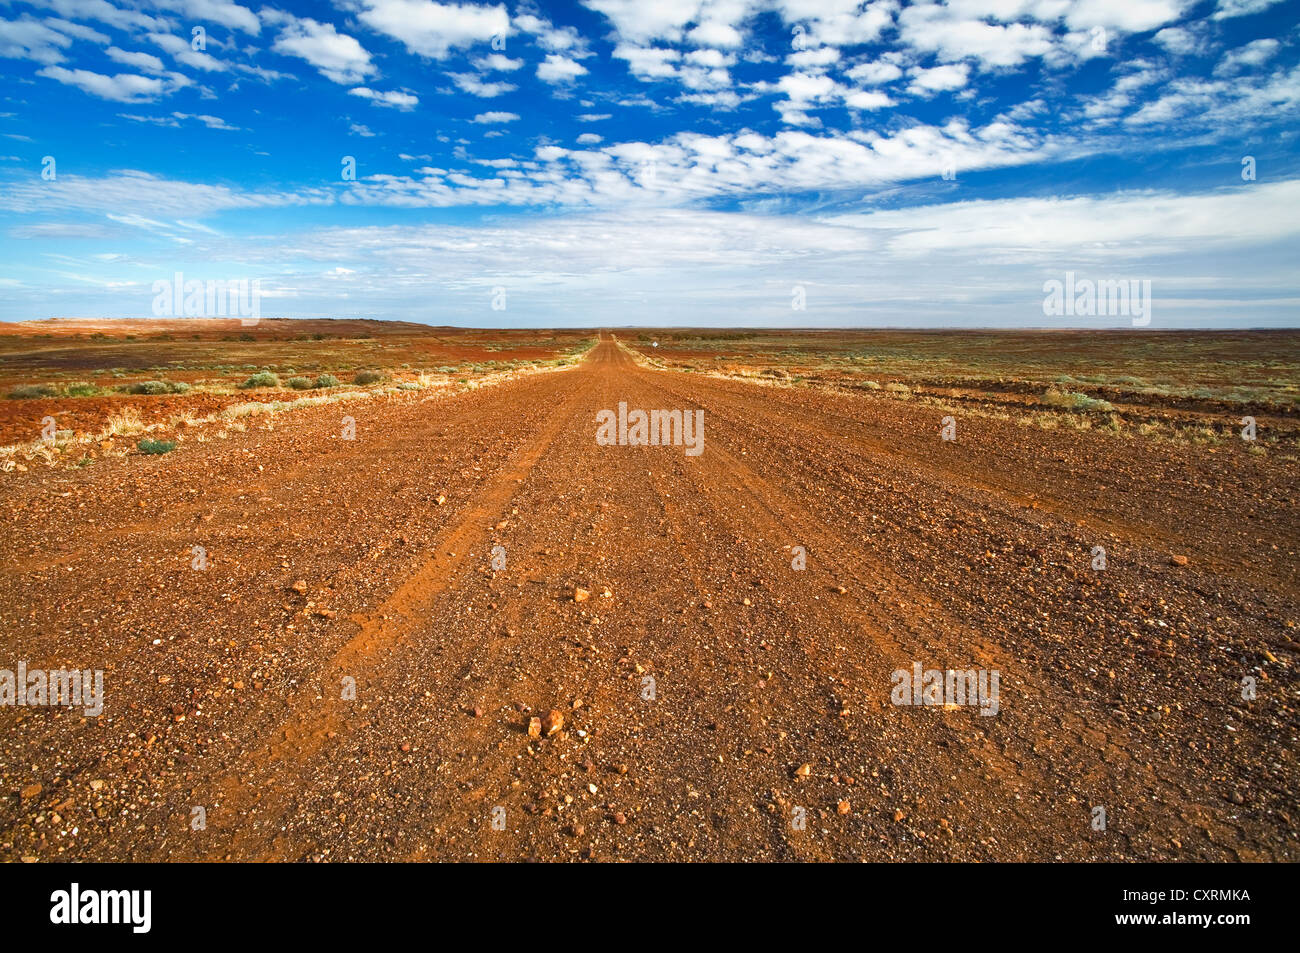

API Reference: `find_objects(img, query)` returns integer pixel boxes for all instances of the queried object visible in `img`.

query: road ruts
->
[1,334,1294,862]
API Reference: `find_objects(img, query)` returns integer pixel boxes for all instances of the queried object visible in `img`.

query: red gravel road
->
[1,334,1296,861]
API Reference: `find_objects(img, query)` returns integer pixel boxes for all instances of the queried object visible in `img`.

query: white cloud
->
[1215,38,1281,73]
[473,52,523,70]
[1063,0,1193,33]
[0,16,74,64]
[686,20,743,48]
[1153,26,1204,56]
[614,44,681,79]
[352,0,508,59]
[19,182,1297,326]
[36,0,168,32]
[149,32,228,72]
[785,47,840,70]
[1213,0,1286,19]
[106,47,166,72]
[898,6,1054,68]
[845,89,893,109]
[908,63,970,95]
[513,11,588,54]
[43,18,109,44]
[777,71,838,103]
[35,66,172,102]
[846,60,904,85]
[349,87,419,109]
[581,0,703,45]
[577,132,603,144]
[447,72,516,96]
[163,0,261,35]
[537,53,588,83]
[270,16,375,85]
[471,110,519,123]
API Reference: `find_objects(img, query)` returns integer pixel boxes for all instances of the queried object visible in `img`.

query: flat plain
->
[1,321,1296,861]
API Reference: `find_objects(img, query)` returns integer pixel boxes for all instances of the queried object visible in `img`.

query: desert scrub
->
[884,382,912,395]
[313,373,340,388]
[240,371,280,389]
[1042,389,1114,413]
[64,382,102,397]
[137,438,177,455]
[7,384,57,399]
[353,370,384,385]
[101,407,144,437]
[286,376,313,390]
[121,380,189,395]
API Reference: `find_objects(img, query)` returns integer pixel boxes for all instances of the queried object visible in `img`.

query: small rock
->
[528,717,542,739]
[837,800,851,815]
[20,783,42,800]
[542,709,564,736]
[1171,555,1188,567]
[573,587,591,603]
[291,579,308,593]
[794,763,812,778]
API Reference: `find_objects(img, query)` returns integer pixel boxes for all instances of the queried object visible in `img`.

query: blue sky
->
[0,0,1297,327]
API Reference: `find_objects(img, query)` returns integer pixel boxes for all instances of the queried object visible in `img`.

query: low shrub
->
[122,380,189,395]
[7,384,56,399]
[137,438,177,455]
[1042,389,1115,413]
[239,372,280,389]
[313,374,340,388]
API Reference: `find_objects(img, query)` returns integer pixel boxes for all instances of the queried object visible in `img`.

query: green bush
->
[7,384,56,399]
[353,370,384,385]
[286,376,313,390]
[122,380,189,395]
[137,438,177,455]
[239,371,280,389]
[64,382,101,397]
[1042,390,1115,413]
[313,373,340,389]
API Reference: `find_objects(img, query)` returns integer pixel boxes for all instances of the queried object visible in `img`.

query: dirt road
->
[1,334,1295,861]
